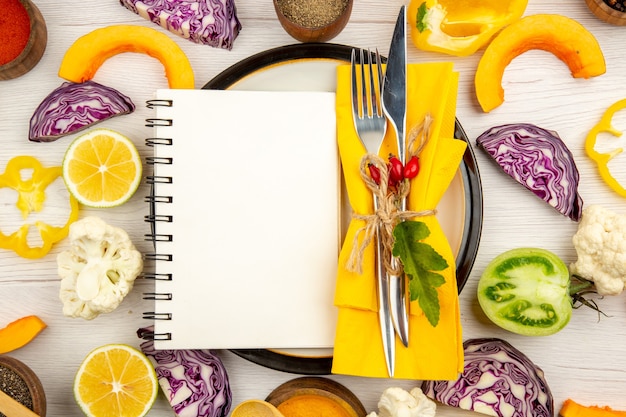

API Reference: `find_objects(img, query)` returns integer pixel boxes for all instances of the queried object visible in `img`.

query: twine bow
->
[345,115,435,276]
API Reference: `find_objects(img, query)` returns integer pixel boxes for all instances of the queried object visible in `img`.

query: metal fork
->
[350,48,395,377]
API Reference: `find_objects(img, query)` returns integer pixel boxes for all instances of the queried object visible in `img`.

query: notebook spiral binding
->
[142,99,175,341]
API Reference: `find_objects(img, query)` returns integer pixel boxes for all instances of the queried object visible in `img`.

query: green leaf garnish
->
[392,220,448,327]
[416,2,429,33]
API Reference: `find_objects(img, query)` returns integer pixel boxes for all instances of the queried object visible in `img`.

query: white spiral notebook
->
[143,88,340,350]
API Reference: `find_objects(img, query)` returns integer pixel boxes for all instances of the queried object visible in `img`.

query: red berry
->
[388,155,404,183]
[368,163,381,185]
[404,156,420,179]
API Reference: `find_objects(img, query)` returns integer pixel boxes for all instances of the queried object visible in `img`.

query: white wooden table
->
[2,1,626,416]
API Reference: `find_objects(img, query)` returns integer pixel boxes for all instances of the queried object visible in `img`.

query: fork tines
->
[351,48,384,121]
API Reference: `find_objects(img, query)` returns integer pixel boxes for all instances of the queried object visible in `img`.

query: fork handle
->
[373,195,395,377]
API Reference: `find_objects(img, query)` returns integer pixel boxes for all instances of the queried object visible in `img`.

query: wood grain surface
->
[1,1,626,416]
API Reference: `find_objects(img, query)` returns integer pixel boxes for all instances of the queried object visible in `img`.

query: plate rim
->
[203,42,483,375]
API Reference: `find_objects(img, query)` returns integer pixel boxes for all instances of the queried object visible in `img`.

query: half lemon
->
[63,128,142,207]
[74,344,158,417]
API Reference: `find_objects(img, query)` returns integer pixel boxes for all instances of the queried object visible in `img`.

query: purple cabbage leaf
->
[29,80,135,142]
[422,338,554,417]
[138,327,232,417]
[476,123,583,221]
[120,0,242,50]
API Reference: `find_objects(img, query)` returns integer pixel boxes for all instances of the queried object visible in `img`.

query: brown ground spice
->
[0,364,33,417]
[277,0,349,28]
[604,0,626,12]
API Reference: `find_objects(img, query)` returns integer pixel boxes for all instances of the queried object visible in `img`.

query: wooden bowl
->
[0,355,47,416]
[265,377,366,417]
[585,0,626,25]
[0,0,48,81]
[273,0,353,43]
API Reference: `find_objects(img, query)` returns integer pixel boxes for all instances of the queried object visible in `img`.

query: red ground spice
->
[0,0,31,66]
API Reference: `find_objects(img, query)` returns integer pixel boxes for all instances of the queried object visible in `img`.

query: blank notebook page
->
[149,88,339,350]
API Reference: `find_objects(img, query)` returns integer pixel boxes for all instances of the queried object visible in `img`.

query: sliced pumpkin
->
[58,25,194,89]
[560,399,626,416]
[475,14,606,113]
[0,315,47,354]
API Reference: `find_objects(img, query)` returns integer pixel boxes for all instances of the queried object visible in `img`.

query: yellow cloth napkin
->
[332,62,467,380]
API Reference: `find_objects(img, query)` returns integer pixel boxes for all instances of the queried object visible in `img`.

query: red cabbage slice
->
[120,0,242,50]
[422,338,554,417]
[29,81,135,142]
[138,327,232,417]
[476,123,583,221]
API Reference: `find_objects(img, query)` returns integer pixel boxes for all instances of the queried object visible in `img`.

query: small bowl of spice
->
[265,377,366,417]
[0,0,48,81]
[0,356,47,416]
[585,0,626,25]
[273,0,353,43]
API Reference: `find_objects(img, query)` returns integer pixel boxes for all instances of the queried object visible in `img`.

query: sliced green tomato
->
[477,248,571,336]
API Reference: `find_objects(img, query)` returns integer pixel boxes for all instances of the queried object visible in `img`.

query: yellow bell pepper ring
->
[408,0,528,57]
[585,99,626,198]
[0,155,79,259]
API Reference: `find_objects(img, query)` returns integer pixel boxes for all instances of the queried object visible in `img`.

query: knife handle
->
[388,258,409,347]
[388,188,410,347]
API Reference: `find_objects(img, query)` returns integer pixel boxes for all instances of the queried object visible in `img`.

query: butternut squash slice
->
[58,25,194,89]
[475,14,606,112]
[0,315,47,354]
[560,399,626,416]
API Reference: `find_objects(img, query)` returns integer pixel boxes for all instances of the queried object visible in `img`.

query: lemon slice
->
[63,128,142,207]
[74,344,158,417]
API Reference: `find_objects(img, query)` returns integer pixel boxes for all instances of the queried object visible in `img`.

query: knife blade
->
[382,5,410,348]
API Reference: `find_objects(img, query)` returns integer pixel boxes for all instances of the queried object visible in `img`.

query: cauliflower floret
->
[368,387,436,417]
[58,216,143,319]
[570,205,626,295]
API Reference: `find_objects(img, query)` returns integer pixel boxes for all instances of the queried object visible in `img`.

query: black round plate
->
[203,43,483,375]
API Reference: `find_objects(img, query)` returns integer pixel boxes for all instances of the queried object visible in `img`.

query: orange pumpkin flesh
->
[560,399,626,417]
[58,25,194,89]
[475,14,606,113]
[0,315,47,354]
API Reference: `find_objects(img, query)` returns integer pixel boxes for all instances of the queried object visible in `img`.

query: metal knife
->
[381,5,410,348]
